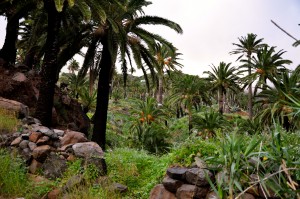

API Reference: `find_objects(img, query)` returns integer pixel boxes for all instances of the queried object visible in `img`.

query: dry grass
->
[0,108,19,134]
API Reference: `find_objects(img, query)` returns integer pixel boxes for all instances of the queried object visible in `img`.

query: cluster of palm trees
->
[0,0,183,149]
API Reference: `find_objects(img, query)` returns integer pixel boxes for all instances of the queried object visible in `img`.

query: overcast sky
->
[0,0,300,76]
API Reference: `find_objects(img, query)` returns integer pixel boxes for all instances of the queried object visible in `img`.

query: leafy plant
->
[192,110,229,138]
[206,133,262,199]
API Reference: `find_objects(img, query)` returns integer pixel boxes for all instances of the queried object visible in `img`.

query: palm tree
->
[192,110,228,138]
[231,33,265,119]
[255,69,300,131]
[0,0,36,66]
[170,73,210,132]
[91,0,182,150]
[68,59,80,74]
[204,62,240,114]
[35,0,108,126]
[151,43,182,105]
[249,46,292,94]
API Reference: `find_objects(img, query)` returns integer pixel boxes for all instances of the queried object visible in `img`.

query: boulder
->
[36,136,51,145]
[166,167,188,181]
[42,153,68,179]
[60,130,88,146]
[162,176,183,193]
[149,184,176,199]
[29,131,43,143]
[32,145,51,162]
[12,72,27,82]
[29,159,42,174]
[185,168,213,187]
[0,97,29,118]
[72,142,104,158]
[176,184,209,199]
[46,188,61,199]
[11,136,22,146]
[19,140,29,149]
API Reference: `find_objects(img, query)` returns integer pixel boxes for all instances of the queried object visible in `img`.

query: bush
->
[169,136,219,166]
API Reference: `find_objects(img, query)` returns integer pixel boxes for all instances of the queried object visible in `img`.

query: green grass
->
[0,108,19,133]
[0,148,29,197]
[106,148,171,198]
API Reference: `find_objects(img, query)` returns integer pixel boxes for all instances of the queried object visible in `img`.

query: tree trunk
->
[218,88,224,114]
[0,10,19,66]
[157,76,163,104]
[35,0,61,127]
[188,110,192,134]
[247,56,253,119]
[91,38,113,150]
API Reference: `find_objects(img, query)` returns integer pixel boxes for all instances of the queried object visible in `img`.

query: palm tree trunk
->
[218,88,224,114]
[248,56,253,119]
[188,111,192,134]
[157,76,163,104]
[35,0,61,126]
[91,38,113,150]
[0,10,19,66]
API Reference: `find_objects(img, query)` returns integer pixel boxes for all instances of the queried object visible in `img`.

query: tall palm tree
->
[91,0,182,150]
[249,46,292,94]
[35,0,108,126]
[204,62,240,114]
[230,33,265,119]
[151,43,182,105]
[0,0,36,66]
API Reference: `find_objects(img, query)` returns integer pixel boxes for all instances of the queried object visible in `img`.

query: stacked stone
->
[1,116,106,179]
[149,163,260,199]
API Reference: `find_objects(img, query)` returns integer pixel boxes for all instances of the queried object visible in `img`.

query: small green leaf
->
[54,0,64,12]
[67,0,74,7]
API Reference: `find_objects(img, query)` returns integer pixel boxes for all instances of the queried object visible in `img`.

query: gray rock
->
[72,142,104,159]
[34,126,50,134]
[162,176,183,193]
[185,168,213,187]
[62,175,85,193]
[53,129,65,137]
[19,140,30,149]
[42,153,68,179]
[61,130,88,146]
[28,142,37,151]
[166,167,188,181]
[32,145,51,162]
[85,157,107,176]
[11,136,22,146]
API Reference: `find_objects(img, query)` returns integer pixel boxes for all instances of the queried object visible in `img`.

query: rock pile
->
[0,116,106,179]
[149,164,260,199]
